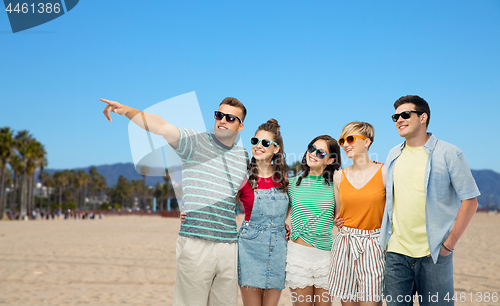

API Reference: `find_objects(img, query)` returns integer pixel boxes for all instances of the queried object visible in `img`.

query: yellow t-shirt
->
[387,145,430,257]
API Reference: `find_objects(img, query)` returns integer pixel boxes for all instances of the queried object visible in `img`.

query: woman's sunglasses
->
[338,135,368,146]
[214,111,242,124]
[250,137,278,148]
[307,143,332,159]
[391,110,424,122]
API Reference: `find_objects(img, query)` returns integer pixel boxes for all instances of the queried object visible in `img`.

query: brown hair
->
[248,119,289,191]
[296,135,341,186]
[394,95,431,128]
[220,97,247,122]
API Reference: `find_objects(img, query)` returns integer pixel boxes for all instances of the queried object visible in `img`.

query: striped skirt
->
[328,226,385,302]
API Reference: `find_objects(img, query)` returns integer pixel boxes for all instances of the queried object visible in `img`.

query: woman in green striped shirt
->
[286,135,341,306]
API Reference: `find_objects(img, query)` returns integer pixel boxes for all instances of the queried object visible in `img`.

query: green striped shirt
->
[288,175,335,251]
[176,129,248,243]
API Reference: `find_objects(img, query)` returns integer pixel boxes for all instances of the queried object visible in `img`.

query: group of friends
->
[101,95,480,306]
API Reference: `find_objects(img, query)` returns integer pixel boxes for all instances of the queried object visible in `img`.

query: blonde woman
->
[328,122,386,306]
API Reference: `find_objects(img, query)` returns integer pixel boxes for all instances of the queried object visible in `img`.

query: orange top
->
[339,166,386,230]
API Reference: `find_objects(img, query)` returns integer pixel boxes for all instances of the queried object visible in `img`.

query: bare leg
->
[241,286,264,306]
[311,287,332,306]
[359,301,381,306]
[341,300,382,306]
[290,286,314,306]
[262,289,282,306]
[240,287,283,306]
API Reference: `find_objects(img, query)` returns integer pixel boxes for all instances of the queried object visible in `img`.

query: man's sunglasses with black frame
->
[391,110,424,122]
[307,143,333,160]
[214,111,243,124]
[250,137,278,148]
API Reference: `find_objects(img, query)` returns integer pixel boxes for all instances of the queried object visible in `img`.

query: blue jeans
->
[384,252,454,306]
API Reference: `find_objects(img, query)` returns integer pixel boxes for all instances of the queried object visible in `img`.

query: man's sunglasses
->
[214,111,242,124]
[250,137,277,148]
[338,135,368,146]
[307,143,332,159]
[391,110,424,122]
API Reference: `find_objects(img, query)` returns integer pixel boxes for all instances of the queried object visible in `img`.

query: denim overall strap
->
[247,188,288,229]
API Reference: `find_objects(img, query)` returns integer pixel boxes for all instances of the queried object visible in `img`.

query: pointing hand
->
[101,98,128,122]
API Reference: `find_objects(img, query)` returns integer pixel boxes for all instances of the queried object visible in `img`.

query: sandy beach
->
[0,213,498,306]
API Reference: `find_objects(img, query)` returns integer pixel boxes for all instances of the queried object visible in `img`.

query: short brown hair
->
[220,97,247,122]
[394,95,430,128]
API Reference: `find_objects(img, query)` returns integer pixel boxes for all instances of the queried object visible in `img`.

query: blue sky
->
[1,1,499,173]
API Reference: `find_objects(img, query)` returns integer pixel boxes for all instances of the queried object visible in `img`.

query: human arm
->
[333,170,344,229]
[439,149,480,255]
[101,98,180,149]
[381,164,387,187]
[439,197,478,255]
[238,179,254,222]
[285,191,292,240]
[285,204,292,240]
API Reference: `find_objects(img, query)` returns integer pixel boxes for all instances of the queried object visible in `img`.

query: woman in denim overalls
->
[238,119,289,306]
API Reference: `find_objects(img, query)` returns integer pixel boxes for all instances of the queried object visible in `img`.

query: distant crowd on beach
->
[4,209,102,221]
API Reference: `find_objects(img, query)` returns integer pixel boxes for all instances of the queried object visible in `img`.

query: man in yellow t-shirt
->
[379,95,480,306]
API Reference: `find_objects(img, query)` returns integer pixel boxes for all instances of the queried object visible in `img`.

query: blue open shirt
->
[379,133,480,263]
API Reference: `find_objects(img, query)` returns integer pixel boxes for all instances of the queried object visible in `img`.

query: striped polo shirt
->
[175,128,248,243]
[288,175,335,251]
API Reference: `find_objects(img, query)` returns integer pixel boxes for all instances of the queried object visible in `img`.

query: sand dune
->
[0,213,498,305]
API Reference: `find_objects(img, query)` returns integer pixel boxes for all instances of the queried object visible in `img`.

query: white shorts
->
[173,236,238,306]
[285,240,331,290]
[328,227,385,302]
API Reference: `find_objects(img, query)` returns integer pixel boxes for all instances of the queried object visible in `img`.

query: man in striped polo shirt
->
[101,97,249,306]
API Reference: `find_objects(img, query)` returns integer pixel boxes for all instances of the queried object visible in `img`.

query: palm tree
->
[154,182,164,210]
[67,170,77,209]
[25,139,44,214]
[76,170,90,209]
[40,171,53,212]
[9,154,23,214]
[25,142,36,214]
[163,170,176,210]
[34,142,47,210]
[140,166,149,210]
[89,167,107,209]
[89,167,98,208]
[3,167,13,218]
[0,127,14,219]
[130,179,143,210]
[14,130,32,219]
[145,185,154,210]
[54,170,71,213]
[0,159,4,217]
[115,175,131,210]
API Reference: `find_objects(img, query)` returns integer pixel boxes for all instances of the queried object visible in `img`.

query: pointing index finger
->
[100,98,114,105]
